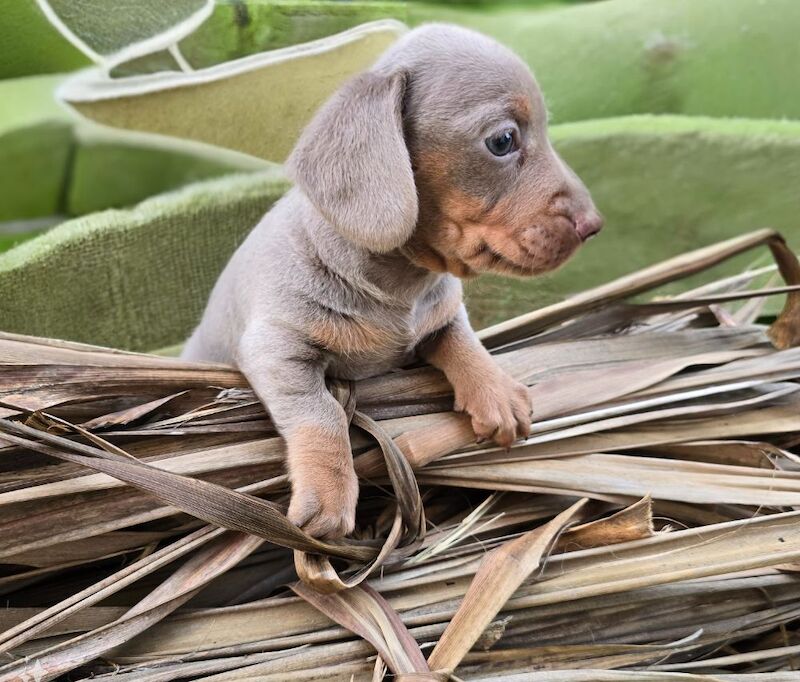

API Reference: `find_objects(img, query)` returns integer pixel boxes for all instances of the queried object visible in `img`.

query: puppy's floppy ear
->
[286,71,417,253]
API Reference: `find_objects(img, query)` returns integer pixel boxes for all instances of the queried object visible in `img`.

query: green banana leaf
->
[66,129,268,216]
[120,0,408,75]
[416,0,800,123]
[0,169,290,351]
[0,1,89,79]
[0,75,73,223]
[0,1,407,78]
[0,75,267,243]
[34,0,214,69]
[60,20,406,163]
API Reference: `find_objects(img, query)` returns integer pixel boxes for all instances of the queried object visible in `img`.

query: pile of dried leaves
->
[4,229,800,681]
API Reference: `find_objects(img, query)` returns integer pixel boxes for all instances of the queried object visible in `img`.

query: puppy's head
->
[287,24,602,277]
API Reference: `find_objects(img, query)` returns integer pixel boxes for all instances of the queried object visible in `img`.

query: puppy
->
[182,24,603,539]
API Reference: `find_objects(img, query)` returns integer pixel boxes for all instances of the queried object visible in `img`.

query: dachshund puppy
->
[183,24,603,538]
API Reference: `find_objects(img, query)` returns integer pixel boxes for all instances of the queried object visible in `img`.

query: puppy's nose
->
[574,210,604,242]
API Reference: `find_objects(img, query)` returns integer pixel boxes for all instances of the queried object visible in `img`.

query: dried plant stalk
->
[1,230,800,680]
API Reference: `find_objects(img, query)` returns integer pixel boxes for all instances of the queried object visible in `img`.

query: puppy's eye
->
[485,129,517,156]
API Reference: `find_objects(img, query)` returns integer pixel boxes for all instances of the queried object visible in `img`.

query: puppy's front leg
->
[420,306,532,448]
[238,329,358,539]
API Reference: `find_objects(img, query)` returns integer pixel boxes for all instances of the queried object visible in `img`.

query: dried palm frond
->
[2,229,800,680]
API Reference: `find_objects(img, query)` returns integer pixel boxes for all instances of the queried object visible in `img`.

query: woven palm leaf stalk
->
[3,228,800,680]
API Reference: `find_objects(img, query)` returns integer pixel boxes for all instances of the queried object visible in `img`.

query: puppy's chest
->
[310,295,460,379]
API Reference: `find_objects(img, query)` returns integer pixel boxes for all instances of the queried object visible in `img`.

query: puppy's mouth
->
[466,217,583,277]
[469,242,535,276]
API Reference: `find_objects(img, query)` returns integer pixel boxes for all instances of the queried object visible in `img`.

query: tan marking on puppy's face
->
[509,94,532,123]
[410,183,583,279]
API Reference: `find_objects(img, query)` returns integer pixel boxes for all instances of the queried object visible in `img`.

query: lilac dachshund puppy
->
[183,24,603,539]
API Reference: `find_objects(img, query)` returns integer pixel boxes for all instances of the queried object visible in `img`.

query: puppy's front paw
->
[454,371,531,448]
[288,459,359,539]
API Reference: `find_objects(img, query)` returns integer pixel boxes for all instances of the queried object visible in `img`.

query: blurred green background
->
[1,0,798,351]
